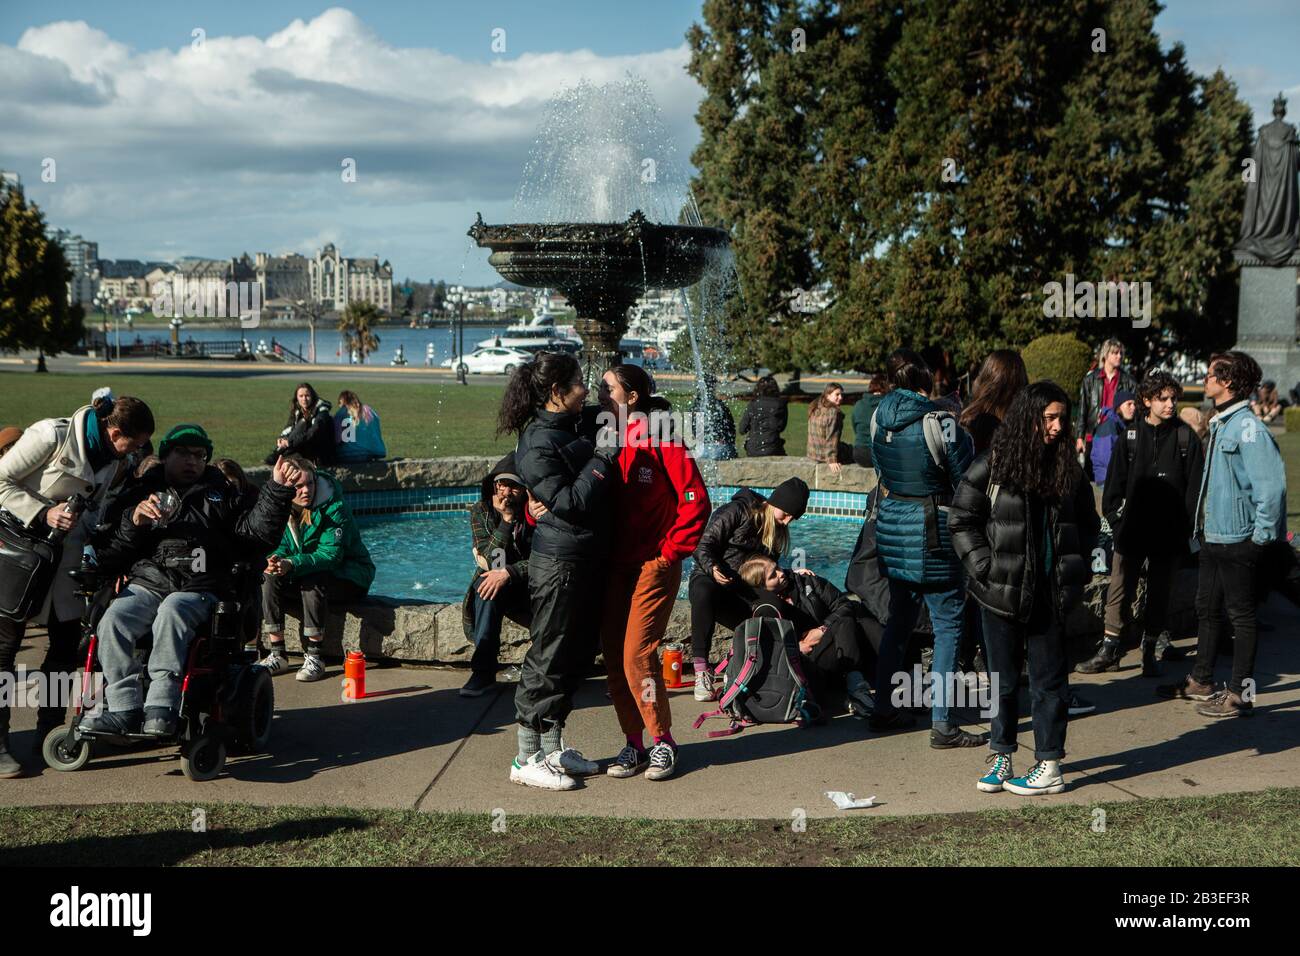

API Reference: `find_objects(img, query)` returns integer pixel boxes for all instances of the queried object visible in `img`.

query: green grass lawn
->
[1,788,1297,866]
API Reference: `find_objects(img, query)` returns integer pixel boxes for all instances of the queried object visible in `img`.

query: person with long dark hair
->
[265,382,335,466]
[868,349,982,748]
[596,364,709,781]
[738,375,788,457]
[949,382,1100,795]
[960,350,1029,455]
[0,395,155,777]
[497,352,617,790]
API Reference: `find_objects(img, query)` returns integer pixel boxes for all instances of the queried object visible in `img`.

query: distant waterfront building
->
[254,252,311,301]
[51,229,99,305]
[309,244,392,313]
[161,257,257,318]
[99,259,174,308]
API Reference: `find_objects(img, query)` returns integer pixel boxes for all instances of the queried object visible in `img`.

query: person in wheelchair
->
[84,424,298,738]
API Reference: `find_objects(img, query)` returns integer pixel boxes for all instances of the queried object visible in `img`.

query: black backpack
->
[693,603,820,737]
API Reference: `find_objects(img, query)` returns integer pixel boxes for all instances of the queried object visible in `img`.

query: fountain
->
[468,210,728,382]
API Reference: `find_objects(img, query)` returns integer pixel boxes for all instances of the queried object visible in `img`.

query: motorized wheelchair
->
[41,554,274,781]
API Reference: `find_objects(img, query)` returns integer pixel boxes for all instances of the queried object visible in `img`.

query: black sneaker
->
[82,708,144,736]
[459,671,498,698]
[142,707,179,737]
[930,726,989,749]
[1067,693,1096,716]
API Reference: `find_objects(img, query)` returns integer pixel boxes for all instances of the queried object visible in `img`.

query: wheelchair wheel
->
[42,726,91,772]
[233,668,274,753]
[181,735,226,782]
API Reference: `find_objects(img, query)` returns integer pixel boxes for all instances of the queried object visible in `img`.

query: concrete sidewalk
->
[2,593,1296,819]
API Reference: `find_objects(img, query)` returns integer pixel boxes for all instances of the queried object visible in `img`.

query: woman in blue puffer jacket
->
[868,349,985,749]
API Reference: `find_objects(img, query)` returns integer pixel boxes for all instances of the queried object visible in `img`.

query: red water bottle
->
[343,651,366,701]
[662,643,685,688]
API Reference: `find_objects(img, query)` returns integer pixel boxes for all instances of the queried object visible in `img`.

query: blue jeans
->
[874,578,966,726]
[470,581,529,675]
[97,585,217,712]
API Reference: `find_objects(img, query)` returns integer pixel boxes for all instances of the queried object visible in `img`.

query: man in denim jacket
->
[1158,351,1287,717]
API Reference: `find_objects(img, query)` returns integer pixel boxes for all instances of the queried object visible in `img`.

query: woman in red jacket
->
[597,365,710,782]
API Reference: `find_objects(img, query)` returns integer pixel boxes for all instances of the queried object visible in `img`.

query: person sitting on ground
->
[850,374,889,469]
[1088,388,1138,486]
[1251,380,1285,424]
[690,374,737,461]
[259,455,375,682]
[0,427,22,460]
[806,382,850,473]
[738,375,788,457]
[265,382,335,466]
[84,425,297,737]
[333,389,387,463]
[459,454,532,698]
[739,555,880,718]
[688,477,809,701]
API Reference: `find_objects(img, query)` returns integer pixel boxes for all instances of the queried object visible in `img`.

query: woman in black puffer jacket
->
[738,376,788,457]
[497,352,617,791]
[948,382,1099,798]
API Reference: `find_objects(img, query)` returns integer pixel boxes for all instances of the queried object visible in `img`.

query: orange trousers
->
[600,556,682,739]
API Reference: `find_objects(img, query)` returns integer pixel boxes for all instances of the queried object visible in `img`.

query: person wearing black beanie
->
[767,477,809,519]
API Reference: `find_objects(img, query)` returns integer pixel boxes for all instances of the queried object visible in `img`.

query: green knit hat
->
[158,423,212,462]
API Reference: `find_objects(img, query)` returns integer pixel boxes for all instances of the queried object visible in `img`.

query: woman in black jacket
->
[497,353,617,792]
[948,382,1100,797]
[688,478,808,700]
[265,383,335,466]
[738,376,788,457]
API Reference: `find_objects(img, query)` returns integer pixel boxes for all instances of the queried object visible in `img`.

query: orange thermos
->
[662,643,685,688]
[344,651,366,700]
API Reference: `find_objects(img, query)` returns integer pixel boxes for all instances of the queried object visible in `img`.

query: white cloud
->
[0,7,704,283]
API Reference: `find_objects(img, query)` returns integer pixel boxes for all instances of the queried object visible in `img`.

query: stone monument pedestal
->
[1234,251,1300,391]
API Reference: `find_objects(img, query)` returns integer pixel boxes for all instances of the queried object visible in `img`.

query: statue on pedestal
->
[1235,93,1300,266]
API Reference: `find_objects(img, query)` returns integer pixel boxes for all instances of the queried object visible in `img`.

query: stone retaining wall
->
[251,455,1196,664]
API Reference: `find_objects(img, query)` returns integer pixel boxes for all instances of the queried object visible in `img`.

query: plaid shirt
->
[806,405,844,463]
[468,500,530,581]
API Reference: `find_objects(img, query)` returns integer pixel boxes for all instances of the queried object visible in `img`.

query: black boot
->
[1140,638,1161,677]
[1076,637,1122,674]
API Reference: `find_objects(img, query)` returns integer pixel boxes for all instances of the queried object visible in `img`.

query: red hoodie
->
[611,413,710,565]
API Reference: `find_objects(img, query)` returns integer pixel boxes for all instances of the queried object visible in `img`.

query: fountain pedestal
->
[469,210,728,385]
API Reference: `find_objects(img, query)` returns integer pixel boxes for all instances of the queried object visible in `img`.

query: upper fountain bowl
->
[468,210,729,296]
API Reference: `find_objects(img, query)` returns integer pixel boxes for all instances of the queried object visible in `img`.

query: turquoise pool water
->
[357,510,863,603]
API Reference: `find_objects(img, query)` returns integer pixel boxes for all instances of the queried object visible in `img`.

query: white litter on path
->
[825,791,877,810]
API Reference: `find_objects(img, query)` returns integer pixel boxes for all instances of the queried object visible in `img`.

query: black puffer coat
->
[739,397,788,457]
[691,488,774,581]
[99,465,294,597]
[277,399,336,464]
[515,408,613,562]
[948,453,1100,623]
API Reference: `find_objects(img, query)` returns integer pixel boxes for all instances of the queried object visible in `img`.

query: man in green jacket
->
[260,455,374,681]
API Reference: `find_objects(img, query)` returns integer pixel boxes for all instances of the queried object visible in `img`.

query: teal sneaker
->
[976,752,1013,793]
[1003,759,1066,796]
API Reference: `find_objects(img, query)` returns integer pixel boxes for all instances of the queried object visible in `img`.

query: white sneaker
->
[606,745,648,778]
[545,746,600,777]
[694,669,716,702]
[260,648,289,676]
[1002,759,1066,795]
[510,750,578,791]
[295,654,326,682]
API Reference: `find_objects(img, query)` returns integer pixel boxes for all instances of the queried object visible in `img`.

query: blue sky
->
[1,1,1296,286]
